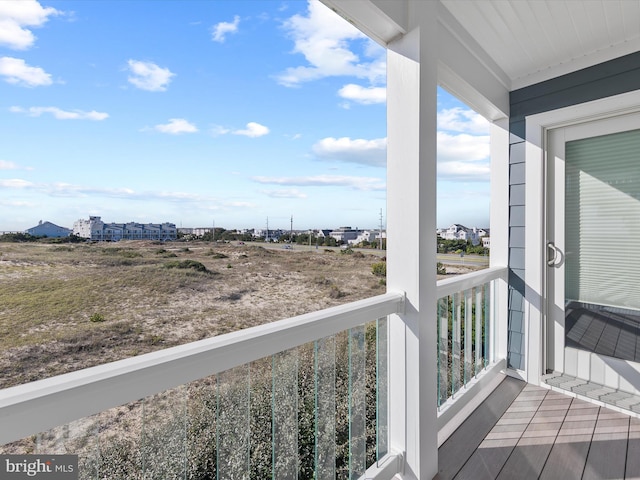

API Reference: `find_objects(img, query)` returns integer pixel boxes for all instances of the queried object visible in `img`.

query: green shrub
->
[163,260,208,272]
[205,249,228,259]
[89,313,105,323]
[437,262,447,275]
[371,262,386,277]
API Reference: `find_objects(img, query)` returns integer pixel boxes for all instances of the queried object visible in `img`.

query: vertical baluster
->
[437,297,449,407]
[217,365,250,480]
[475,286,483,376]
[376,317,388,461]
[315,335,336,480]
[273,349,298,479]
[452,293,461,396]
[349,325,366,479]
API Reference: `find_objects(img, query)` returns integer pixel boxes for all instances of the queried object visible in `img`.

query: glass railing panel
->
[249,357,272,480]
[141,385,188,479]
[464,289,473,385]
[349,325,366,479]
[437,296,450,408]
[273,349,298,479]
[217,365,250,479]
[315,335,336,480]
[452,292,462,396]
[437,274,501,407]
[1,317,391,480]
[474,286,483,376]
[376,317,388,462]
[186,376,218,480]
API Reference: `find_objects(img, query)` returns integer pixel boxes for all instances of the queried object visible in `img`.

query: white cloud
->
[438,107,489,135]
[127,60,175,92]
[436,130,490,182]
[0,178,34,188]
[0,56,51,86]
[312,137,386,167]
[223,201,256,208]
[233,122,269,138]
[260,189,307,199]
[210,125,231,137]
[0,0,60,50]
[0,199,38,207]
[276,0,385,87]
[11,106,108,120]
[0,160,18,170]
[252,174,385,191]
[212,15,240,43]
[338,84,386,105]
[437,132,490,163]
[154,118,198,134]
[438,161,491,182]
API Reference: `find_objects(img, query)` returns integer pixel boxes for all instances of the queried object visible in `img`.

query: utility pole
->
[290,215,293,248]
[212,219,215,242]
[266,217,269,243]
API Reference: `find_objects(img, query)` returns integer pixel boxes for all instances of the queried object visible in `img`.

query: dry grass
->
[0,241,387,388]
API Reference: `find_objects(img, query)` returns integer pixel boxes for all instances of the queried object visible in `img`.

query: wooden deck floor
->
[437,376,640,479]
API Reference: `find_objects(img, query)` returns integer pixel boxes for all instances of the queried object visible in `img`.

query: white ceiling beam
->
[320,0,406,46]
[322,0,509,120]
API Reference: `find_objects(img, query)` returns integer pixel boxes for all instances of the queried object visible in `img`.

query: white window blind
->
[565,129,640,311]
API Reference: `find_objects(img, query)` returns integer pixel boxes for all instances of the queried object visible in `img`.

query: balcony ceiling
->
[440,0,640,90]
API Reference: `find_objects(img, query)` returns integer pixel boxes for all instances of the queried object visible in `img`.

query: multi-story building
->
[73,217,177,241]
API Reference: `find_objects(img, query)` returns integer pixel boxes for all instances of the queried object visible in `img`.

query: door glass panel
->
[564,129,640,361]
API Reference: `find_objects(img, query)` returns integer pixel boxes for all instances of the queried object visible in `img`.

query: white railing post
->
[387,2,439,478]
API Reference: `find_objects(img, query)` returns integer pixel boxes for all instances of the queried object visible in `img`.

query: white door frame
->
[523,89,640,385]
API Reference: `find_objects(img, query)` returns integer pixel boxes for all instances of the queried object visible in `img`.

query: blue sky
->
[0,0,490,232]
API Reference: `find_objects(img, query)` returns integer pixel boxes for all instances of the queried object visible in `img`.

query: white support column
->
[387,2,438,478]
[490,118,510,362]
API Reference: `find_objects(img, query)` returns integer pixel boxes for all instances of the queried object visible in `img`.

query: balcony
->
[0,268,507,479]
[4,0,640,478]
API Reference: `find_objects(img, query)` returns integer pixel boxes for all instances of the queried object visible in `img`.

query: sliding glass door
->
[547,113,640,391]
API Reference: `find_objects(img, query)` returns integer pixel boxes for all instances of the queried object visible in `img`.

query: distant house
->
[178,227,213,237]
[25,221,71,238]
[349,229,379,245]
[439,224,488,246]
[253,228,282,242]
[330,226,360,244]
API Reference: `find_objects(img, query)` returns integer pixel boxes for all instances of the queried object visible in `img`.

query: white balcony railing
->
[0,267,508,479]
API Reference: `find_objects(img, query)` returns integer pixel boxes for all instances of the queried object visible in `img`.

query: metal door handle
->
[547,242,560,267]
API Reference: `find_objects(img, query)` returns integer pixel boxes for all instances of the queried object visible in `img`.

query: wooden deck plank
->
[582,434,628,479]
[539,436,591,480]
[452,438,517,480]
[496,440,555,480]
[438,377,640,480]
[436,376,525,480]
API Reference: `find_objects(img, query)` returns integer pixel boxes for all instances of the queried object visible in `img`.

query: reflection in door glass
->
[564,129,640,361]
